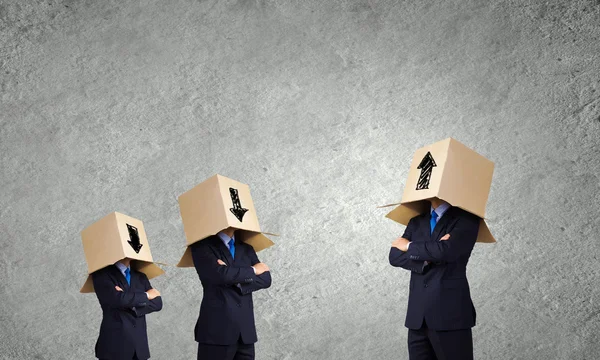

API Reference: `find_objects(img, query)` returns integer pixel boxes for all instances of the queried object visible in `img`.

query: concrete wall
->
[1,0,599,359]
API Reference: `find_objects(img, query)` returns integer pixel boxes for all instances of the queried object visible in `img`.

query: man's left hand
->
[392,237,410,252]
[217,259,227,266]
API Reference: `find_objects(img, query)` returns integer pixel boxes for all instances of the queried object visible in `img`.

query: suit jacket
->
[92,265,163,360]
[191,235,272,345]
[389,206,479,331]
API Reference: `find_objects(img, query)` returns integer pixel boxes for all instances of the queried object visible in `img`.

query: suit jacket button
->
[237,303,241,307]
[424,283,428,288]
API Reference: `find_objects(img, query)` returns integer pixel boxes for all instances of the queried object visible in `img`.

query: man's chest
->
[412,215,459,242]
[215,244,253,266]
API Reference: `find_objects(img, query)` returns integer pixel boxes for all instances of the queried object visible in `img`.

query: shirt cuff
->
[406,242,411,251]
[145,292,149,299]
[251,266,256,274]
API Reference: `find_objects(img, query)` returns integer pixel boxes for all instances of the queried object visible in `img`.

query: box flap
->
[384,201,495,243]
[178,175,263,247]
[177,230,275,268]
[477,219,496,243]
[82,212,156,275]
[80,261,165,293]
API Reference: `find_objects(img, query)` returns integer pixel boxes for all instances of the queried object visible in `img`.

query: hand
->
[392,237,410,252]
[440,234,450,241]
[146,288,161,300]
[252,262,270,275]
[115,286,123,292]
[217,259,227,266]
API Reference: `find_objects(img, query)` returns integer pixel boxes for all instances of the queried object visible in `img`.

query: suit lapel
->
[431,206,457,241]
[214,236,234,265]
[233,239,243,263]
[129,268,140,291]
[111,265,130,290]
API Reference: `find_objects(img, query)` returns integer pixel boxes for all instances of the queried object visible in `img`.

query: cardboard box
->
[80,212,165,293]
[177,174,275,267]
[382,138,496,243]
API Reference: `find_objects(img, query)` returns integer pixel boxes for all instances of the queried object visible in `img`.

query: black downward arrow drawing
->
[229,187,248,222]
[416,151,437,190]
[126,224,143,253]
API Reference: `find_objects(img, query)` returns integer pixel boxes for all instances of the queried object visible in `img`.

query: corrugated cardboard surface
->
[80,212,164,292]
[438,138,494,219]
[401,138,450,204]
[177,175,273,267]
[386,138,496,243]
[178,174,262,247]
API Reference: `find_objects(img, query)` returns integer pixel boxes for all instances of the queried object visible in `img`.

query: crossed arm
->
[389,217,429,273]
[389,213,479,270]
[191,242,272,294]
[92,271,162,317]
[130,274,163,317]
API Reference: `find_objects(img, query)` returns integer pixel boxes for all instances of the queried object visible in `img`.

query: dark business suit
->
[389,206,480,360]
[92,264,163,360]
[191,235,272,360]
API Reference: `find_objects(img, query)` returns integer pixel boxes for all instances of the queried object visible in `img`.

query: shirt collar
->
[431,202,451,218]
[217,231,235,248]
[114,261,129,276]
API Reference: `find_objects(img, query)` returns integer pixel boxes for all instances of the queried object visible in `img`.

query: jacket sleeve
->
[133,273,163,317]
[191,241,256,286]
[237,245,272,295]
[405,212,479,263]
[389,217,427,273]
[92,269,148,310]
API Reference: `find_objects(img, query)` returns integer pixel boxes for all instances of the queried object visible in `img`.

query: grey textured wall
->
[1,0,600,359]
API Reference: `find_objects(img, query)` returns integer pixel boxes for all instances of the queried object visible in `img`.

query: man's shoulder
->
[192,235,219,246]
[131,264,149,278]
[450,206,479,220]
[91,264,117,279]
[237,240,256,252]
[410,212,428,222]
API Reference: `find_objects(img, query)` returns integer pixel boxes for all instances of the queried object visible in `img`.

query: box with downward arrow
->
[79,212,164,293]
[176,174,275,267]
[382,138,496,243]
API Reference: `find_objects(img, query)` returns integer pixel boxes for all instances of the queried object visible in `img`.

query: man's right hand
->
[146,288,161,300]
[252,262,270,275]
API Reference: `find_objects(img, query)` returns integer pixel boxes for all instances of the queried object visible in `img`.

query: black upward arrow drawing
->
[229,187,248,222]
[416,151,437,190]
[126,224,143,253]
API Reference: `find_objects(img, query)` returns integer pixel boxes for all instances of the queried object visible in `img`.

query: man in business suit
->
[92,258,163,360]
[389,198,480,360]
[191,227,272,360]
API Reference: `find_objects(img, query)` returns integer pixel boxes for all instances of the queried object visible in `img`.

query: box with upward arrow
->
[381,138,496,243]
[79,212,164,293]
[176,174,275,267]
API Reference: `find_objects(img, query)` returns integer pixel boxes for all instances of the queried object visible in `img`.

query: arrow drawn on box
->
[127,224,143,253]
[229,187,248,222]
[416,151,436,190]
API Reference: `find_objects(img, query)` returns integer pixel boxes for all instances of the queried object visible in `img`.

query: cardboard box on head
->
[177,174,275,267]
[80,212,165,293]
[382,138,496,243]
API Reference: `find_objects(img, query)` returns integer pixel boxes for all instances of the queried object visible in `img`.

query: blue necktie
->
[124,267,131,285]
[228,239,235,259]
[430,209,438,234]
